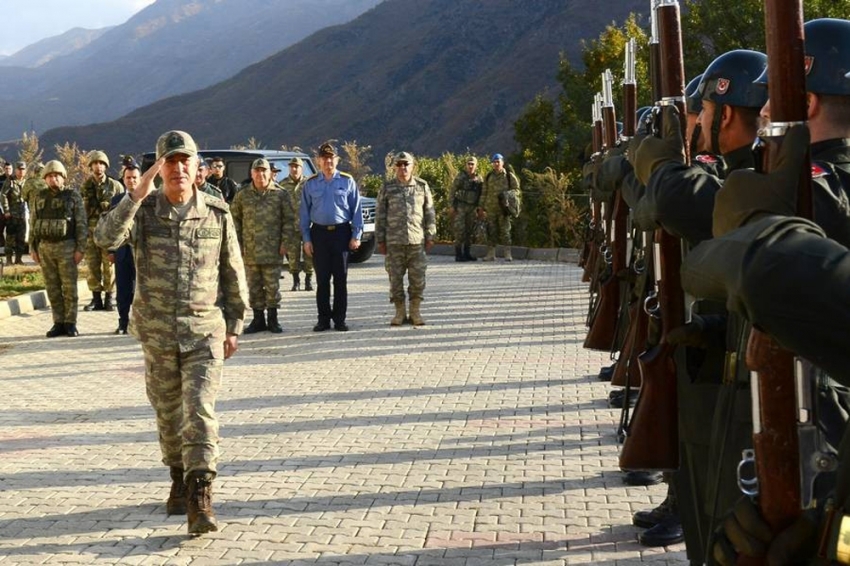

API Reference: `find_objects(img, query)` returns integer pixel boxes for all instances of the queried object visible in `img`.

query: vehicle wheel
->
[349,236,375,263]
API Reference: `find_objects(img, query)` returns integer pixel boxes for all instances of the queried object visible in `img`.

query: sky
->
[0,0,156,56]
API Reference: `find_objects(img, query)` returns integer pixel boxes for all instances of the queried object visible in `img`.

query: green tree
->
[53,142,89,190]
[17,131,43,177]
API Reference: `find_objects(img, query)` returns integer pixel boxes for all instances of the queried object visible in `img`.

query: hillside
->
[40,0,646,164]
[0,0,382,141]
[0,27,111,68]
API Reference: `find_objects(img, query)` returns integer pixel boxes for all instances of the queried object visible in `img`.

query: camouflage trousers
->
[3,217,26,256]
[453,204,477,246]
[384,244,427,303]
[484,206,511,246]
[85,233,114,292]
[142,342,223,476]
[39,239,79,324]
[246,263,282,309]
[287,238,314,275]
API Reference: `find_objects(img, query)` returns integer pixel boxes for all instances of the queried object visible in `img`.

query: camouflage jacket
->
[81,175,124,227]
[30,186,87,254]
[21,177,47,211]
[1,178,26,218]
[94,188,247,351]
[375,176,436,246]
[230,182,297,265]
[279,176,305,216]
[481,169,520,212]
[448,170,483,208]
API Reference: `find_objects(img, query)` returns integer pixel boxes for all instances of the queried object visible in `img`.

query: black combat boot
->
[64,323,79,337]
[4,253,12,265]
[463,244,477,261]
[46,323,65,338]
[14,253,23,265]
[243,309,267,334]
[290,273,300,291]
[267,308,283,333]
[166,467,187,515]
[304,274,313,291]
[455,245,465,262]
[103,292,115,311]
[115,319,129,335]
[84,292,104,311]
[186,472,218,535]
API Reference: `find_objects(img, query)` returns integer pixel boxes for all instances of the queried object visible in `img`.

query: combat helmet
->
[754,18,850,96]
[42,160,67,179]
[685,74,704,114]
[694,50,768,109]
[87,150,110,168]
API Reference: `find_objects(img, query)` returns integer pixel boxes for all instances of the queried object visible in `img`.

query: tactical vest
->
[32,190,78,242]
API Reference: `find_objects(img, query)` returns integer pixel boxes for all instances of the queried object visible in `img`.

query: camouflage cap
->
[15,161,26,169]
[155,130,198,160]
[251,158,270,170]
[289,157,303,166]
[394,151,414,164]
[318,142,337,157]
[466,156,478,165]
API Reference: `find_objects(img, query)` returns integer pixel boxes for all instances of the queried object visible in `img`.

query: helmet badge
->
[715,78,730,95]
[804,55,814,76]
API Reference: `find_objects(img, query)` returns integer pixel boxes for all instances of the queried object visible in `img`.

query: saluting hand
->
[131,157,164,203]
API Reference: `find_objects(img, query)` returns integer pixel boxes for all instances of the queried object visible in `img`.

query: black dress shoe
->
[334,322,349,332]
[608,388,639,409]
[622,470,664,486]
[633,497,673,528]
[597,364,615,382]
[64,323,79,337]
[313,321,331,332]
[638,514,684,547]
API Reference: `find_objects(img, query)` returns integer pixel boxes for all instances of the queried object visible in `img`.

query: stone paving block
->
[0,256,685,564]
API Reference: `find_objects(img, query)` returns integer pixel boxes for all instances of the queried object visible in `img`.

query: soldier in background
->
[1,161,28,264]
[479,153,520,262]
[448,156,482,262]
[30,161,86,337]
[95,130,247,536]
[195,160,223,200]
[375,151,436,326]
[80,150,124,311]
[280,157,313,291]
[108,159,142,335]
[207,156,238,204]
[230,158,296,334]
[22,162,46,212]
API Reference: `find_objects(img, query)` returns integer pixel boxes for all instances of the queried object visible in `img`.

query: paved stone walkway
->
[0,255,686,565]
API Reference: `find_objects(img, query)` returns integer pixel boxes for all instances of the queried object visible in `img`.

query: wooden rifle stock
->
[742,0,810,540]
[620,0,688,472]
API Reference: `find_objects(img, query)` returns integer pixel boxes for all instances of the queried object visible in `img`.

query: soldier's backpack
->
[497,165,521,218]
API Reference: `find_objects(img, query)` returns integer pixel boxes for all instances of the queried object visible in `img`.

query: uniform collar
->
[155,186,206,220]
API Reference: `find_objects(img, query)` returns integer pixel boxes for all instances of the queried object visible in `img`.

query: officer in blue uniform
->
[108,157,141,334]
[299,142,363,332]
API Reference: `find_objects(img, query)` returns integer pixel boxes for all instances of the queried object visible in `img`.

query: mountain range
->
[0,0,382,142]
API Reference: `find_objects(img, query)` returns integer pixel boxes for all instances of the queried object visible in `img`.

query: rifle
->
[619,0,688,471]
[585,73,626,351]
[581,96,605,284]
[736,0,810,539]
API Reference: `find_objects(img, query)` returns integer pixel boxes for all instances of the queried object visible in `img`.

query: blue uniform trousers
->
[310,223,351,325]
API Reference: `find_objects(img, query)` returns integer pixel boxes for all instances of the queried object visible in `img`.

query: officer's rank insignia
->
[812,163,829,178]
[715,78,730,94]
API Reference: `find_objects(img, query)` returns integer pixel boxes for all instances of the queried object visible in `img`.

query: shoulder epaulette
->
[339,171,354,179]
[306,173,320,181]
[204,194,230,211]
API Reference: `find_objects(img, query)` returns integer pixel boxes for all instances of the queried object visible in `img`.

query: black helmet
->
[754,18,850,96]
[685,74,704,114]
[695,50,768,109]
[636,106,653,135]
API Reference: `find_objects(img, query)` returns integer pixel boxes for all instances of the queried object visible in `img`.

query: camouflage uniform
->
[21,176,47,218]
[94,189,247,476]
[230,182,296,309]
[1,177,26,261]
[81,175,123,293]
[481,168,520,247]
[280,175,313,277]
[448,170,482,247]
[30,184,87,325]
[375,175,436,303]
